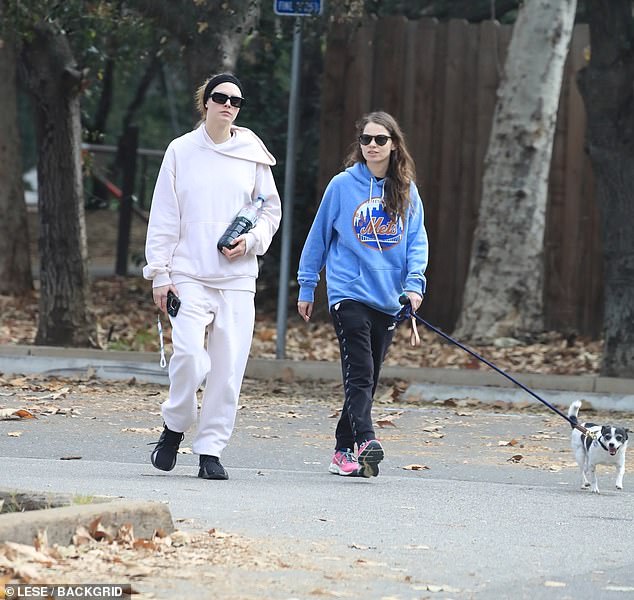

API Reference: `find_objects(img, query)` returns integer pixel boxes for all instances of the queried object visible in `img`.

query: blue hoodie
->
[297,162,428,315]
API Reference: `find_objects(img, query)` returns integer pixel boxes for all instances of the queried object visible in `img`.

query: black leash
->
[396,296,596,439]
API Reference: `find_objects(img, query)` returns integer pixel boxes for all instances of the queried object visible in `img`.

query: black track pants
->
[330,300,396,450]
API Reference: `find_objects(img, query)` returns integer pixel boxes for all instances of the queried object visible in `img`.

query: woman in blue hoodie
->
[297,111,429,478]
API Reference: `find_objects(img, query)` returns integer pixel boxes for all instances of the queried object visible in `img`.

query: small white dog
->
[568,400,629,493]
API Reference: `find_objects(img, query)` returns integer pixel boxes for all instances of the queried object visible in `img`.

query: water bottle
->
[217,195,264,251]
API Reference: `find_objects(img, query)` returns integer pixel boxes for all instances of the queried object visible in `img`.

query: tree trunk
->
[185,0,260,83]
[454,0,577,342]
[577,0,634,377]
[20,23,97,347]
[0,13,33,295]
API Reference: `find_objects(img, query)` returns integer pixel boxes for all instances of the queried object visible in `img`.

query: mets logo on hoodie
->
[353,197,404,251]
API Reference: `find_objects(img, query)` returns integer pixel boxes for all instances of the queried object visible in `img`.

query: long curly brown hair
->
[343,111,416,220]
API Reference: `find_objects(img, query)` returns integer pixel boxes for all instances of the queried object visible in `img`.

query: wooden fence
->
[318,18,602,337]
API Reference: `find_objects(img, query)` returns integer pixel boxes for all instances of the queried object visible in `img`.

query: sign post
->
[274,1,322,16]
[275,1,322,359]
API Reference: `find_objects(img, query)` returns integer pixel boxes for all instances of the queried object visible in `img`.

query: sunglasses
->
[210,92,245,108]
[359,134,391,146]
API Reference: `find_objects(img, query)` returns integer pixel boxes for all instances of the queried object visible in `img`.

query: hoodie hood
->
[345,162,382,185]
[194,123,276,166]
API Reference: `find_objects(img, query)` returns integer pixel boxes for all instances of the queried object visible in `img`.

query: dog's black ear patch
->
[615,427,628,441]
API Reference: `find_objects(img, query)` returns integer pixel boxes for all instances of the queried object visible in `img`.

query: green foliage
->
[17,92,37,170]
[72,494,97,505]
[10,0,530,282]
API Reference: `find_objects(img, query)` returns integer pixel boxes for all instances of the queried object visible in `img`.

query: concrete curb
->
[2,343,634,391]
[0,494,174,546]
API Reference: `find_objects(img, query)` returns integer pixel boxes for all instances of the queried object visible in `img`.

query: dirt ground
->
[16,207,603,377]
[27,206,148,271]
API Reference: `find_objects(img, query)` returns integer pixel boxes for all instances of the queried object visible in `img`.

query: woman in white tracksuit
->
[143,73,281,480]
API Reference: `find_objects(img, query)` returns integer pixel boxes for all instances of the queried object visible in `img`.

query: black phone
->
[166,291,181,317]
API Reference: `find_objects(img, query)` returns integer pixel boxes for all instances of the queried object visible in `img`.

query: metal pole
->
[115,125,138,276]
[275,17,303,359]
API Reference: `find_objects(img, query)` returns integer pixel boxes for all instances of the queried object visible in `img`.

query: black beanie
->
[203,73,244,105]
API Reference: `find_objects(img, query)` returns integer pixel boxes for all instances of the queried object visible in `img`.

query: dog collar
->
[597,437,619,453]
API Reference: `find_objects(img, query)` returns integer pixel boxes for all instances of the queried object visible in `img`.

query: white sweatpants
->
[162,281,255,457]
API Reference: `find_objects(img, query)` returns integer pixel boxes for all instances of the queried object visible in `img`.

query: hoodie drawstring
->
[369,178,384,253]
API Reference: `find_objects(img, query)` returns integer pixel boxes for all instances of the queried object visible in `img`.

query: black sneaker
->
[150,425,184,471]
[198,455,228,480]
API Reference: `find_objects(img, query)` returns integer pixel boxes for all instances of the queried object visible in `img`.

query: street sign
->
[274,0,322,16]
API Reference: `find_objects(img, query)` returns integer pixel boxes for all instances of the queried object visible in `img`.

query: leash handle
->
[410,317,421,346]
[396,295,596,439]
[157,315,167,369]
[574,422,597,439]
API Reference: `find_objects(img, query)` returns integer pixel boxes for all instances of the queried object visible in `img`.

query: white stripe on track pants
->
[162,281,255,457]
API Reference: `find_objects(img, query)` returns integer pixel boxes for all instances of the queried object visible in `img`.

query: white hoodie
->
[143,124,282,291]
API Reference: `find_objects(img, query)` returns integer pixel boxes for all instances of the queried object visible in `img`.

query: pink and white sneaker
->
[357,439,384,478]
[328,448,360,476]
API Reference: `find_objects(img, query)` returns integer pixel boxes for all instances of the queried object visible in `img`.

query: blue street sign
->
[274,0,322,16]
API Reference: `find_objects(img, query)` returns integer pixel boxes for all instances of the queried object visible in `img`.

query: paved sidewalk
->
[1,345,634,598]
[1,371,633,599]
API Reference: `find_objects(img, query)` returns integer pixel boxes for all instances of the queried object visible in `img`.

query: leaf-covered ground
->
[0,274,602,376]
[6,206,601,375]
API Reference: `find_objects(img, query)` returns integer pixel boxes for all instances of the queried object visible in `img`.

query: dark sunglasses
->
[210,92,245,108]
[359,134,391,146]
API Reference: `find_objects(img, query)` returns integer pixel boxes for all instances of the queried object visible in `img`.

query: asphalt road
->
[1,376,633,599]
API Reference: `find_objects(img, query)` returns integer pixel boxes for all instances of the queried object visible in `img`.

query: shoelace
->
[157,315,167,368]
[339,449,357,463]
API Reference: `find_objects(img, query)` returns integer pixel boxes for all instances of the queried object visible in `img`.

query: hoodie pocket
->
[173,221,258,279]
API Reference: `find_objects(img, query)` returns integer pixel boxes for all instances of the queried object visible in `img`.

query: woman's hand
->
[405,291,423,312]
[222,235,247,261]
[297,301,313,322]
[153,284,178,315]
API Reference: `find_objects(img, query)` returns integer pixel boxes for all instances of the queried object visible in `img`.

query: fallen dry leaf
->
[402,464,430,471]
[122,427,162,434]
[544,581,566,588]
[0,408,36,420]
[421,583,461,593]
[88,517,113,543]
[423,425,443,432]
